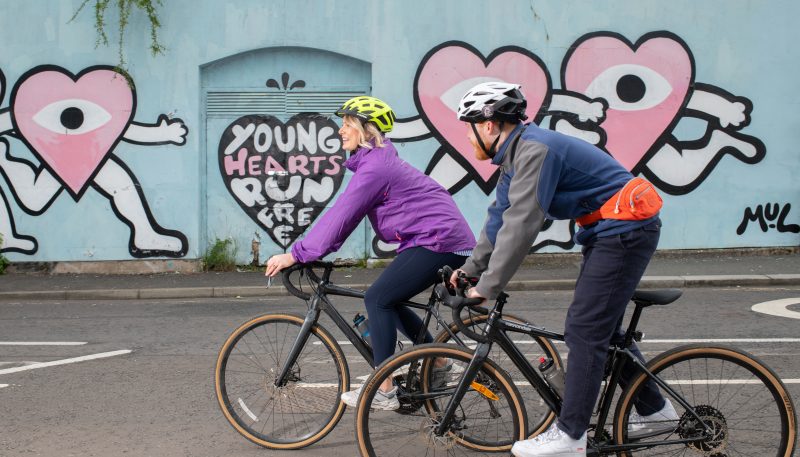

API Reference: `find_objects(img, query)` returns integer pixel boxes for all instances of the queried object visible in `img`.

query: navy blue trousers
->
[558,221,665,439]
[364,247,467,366]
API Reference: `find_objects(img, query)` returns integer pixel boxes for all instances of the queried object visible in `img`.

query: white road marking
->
[0,384,8,389]
[752,298,800,320]
[237,398,259,421]
[0,350,131,375]
[0,342,88,346]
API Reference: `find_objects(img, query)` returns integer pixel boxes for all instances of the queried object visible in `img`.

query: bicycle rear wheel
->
[214,313,349,449]
[614,344,796,456]
[355,343,527,456]
[435,313,560,439]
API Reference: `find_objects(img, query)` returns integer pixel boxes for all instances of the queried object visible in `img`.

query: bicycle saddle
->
[631,289,682,306]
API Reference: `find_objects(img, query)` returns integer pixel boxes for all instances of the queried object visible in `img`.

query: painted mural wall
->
[0,0,797,264]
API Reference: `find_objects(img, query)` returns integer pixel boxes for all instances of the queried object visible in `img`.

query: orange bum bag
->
[575,177,663,227]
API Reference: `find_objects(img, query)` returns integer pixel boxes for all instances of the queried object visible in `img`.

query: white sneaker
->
[628,398,679,438]
[511,423,586,457]
[430,359,454,389]
[341,384,400,411]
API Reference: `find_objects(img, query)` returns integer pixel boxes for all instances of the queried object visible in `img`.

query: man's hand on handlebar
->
[265,253,297,277]
[448,268,486,304]
[464,287,486,303]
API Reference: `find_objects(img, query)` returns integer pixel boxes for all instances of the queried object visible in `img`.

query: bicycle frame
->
[433,293,717,454]
[274,265,465,388]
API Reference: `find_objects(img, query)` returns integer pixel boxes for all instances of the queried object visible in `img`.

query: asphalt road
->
[1,286,798,456]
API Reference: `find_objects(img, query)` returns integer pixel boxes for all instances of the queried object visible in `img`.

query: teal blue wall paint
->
[0,0,797,263]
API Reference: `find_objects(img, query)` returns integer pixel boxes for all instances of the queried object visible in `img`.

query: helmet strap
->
[470,121,504,159]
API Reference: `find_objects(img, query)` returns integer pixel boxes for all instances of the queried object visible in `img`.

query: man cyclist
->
[450,82,677,456]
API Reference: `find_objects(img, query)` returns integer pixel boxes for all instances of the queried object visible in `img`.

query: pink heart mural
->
[563,32,693,171]
[10,66,135,198]
[415,42,551,184]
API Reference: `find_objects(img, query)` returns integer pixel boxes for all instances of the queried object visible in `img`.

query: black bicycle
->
[355,269,797,456]
[214,261,561,450]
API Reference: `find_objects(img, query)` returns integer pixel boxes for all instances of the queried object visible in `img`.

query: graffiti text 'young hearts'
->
[219,114,347,248]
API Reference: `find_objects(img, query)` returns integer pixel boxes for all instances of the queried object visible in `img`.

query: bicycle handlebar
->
[279,261,335,300]
[435,267,490,343]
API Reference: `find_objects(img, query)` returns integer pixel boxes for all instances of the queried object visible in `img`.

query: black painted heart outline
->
[218,113,347,248]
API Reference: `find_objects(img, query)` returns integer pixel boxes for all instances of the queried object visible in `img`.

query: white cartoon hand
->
[577,100,605,123]
[160,117,188,145]
[718,101,747,128]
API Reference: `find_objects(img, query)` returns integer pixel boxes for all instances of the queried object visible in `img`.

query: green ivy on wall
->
[70,0,166,71]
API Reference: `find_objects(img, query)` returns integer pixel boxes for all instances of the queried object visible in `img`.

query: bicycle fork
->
[433,340,493,436]
[273,299,322,387]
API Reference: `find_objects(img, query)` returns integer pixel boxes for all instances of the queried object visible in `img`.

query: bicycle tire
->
[614,344,797,457]
[355,343,527,456]
[214,313,349,449]
[434,313,560,439]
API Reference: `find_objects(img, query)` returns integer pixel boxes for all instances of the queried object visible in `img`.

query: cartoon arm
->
[548,92,606,123]
[123,114,188,145]
[685,83,750,129]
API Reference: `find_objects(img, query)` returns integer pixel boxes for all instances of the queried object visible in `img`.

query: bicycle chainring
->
[394,373,425,415]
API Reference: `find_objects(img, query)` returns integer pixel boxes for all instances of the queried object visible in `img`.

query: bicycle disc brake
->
[418,415,459,450]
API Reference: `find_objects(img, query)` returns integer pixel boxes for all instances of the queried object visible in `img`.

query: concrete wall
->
[0,0,797,265]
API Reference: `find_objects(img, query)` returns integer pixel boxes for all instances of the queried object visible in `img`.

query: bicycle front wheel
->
[435,313,561,439]
[214,313,349,449]
[355,343,527,456]
[614,344,797,457]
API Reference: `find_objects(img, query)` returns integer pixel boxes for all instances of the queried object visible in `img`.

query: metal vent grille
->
[206,91,361,118]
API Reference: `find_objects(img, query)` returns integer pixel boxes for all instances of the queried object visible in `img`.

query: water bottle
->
[353,313,371,346]
[538,357,565,398]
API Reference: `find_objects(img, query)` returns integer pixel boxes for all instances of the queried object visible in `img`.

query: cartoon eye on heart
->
[583,64,674,112]
[32,98,113,135]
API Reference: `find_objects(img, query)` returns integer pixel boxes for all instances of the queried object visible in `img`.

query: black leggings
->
[364,247,467,366]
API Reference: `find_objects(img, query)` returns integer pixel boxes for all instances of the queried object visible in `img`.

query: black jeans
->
[558,221,665,439]
[364,247,467,366]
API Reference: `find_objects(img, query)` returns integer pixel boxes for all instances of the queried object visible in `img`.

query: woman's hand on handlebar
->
[265,253,297,277]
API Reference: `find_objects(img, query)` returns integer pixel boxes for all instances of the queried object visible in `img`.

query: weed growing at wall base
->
[202,238,237,272]
[0,234,9,274]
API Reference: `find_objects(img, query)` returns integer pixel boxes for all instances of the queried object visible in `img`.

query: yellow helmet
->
[335,96,396,133]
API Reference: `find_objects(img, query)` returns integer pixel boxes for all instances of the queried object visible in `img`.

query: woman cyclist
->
[265,96,475,410]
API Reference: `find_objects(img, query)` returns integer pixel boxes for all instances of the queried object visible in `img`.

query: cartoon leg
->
[93,155,188,258]
[644,129,766,193]
[0,186,37,254]
[0,138,62,214]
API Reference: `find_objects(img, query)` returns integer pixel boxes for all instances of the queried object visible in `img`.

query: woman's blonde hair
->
[343,115,386,150]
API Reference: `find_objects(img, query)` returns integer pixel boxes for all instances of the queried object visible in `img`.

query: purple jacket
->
[291,140,476,263]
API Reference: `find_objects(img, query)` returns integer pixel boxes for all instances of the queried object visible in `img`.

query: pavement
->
[0,248,798,301]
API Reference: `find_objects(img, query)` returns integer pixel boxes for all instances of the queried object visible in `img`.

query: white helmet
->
[456,82,528,123]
